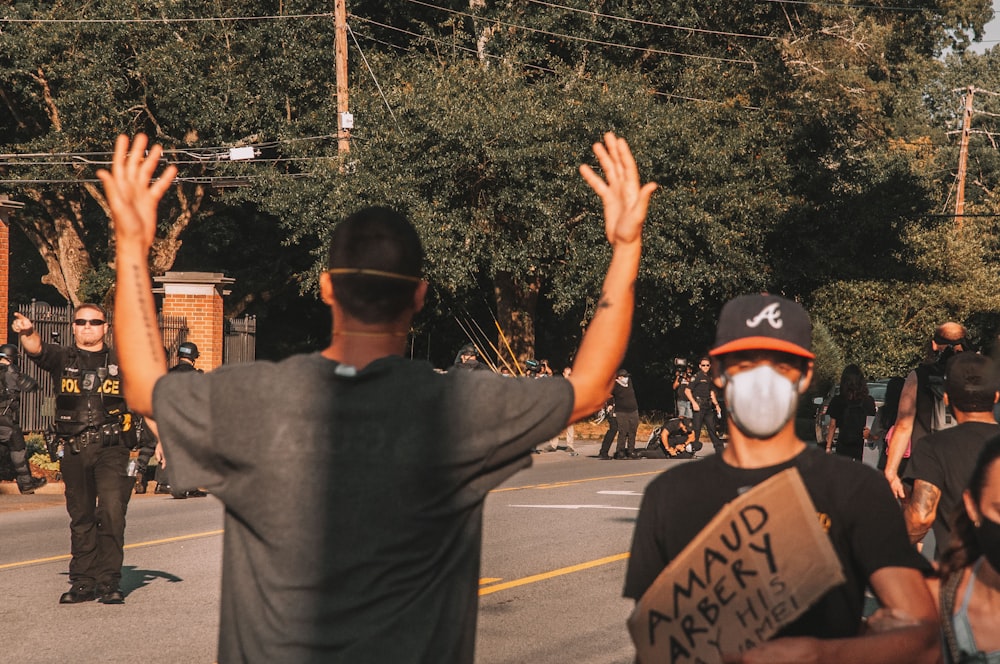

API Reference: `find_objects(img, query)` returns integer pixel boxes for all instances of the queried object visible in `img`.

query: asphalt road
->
[0,441,687,663]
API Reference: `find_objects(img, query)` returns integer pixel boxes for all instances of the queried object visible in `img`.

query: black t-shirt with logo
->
[625,446,929,638]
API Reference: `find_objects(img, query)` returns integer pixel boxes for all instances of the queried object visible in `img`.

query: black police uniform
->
[28,342,135,601]
[688,370,725,454]
[152,360,203,497]
[0,358,45,493]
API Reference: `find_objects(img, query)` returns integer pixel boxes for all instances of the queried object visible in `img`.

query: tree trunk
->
[17,190,94,307]
[493,271,540,370]
[14,182,205,306]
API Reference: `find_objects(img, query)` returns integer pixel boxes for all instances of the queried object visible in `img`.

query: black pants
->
[60,442,133,591]
[614,411,640,456]
[598,416,618,457]
[692,406,725,454]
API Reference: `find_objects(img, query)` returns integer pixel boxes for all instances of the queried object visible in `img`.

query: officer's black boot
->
[11,450,47,494]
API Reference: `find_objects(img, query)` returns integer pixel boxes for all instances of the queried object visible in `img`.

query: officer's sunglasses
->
[73,318,106,326]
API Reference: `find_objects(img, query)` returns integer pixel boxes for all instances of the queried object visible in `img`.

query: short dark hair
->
[327,207,424,324]
[74,303,108,320]
[945,353,999,413]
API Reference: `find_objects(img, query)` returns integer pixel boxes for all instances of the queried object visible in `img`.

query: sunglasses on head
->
[73,319,106,326]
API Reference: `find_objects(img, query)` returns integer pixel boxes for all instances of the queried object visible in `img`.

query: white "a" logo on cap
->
[746,303,783,329]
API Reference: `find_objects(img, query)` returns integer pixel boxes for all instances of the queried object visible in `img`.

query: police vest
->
[54,347,127,437]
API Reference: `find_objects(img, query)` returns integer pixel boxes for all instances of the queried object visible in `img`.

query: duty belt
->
[65,423,123,454]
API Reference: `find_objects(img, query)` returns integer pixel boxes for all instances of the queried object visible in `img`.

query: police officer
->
[13,304,135,604]
[152,342,205,498]
[0,343,46,493]
[684,356,725,455]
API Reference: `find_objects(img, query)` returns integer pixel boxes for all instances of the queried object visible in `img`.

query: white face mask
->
[723,364,800,440]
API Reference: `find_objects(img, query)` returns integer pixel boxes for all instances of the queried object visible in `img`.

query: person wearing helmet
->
[152,342,205,498]
[449,343,487,372]
[175,342,200,368]
[0,343,46,494]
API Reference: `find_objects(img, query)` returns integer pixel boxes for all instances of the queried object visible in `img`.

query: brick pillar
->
[153,272,234,371]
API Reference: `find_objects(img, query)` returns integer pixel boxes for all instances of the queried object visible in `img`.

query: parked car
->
[813,380,889,445]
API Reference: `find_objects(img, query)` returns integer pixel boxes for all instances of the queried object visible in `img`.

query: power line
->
[525,0,779,41]
[754,0,934,11]
[0,12,334,24]
[401,0,758,65]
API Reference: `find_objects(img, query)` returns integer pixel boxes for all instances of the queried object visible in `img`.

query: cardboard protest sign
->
[627,468,845,664]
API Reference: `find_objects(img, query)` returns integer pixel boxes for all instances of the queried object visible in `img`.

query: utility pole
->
[955,86,975,228]
[335,0,351,154]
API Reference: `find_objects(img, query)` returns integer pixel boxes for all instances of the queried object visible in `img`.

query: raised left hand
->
[96,134,177,251]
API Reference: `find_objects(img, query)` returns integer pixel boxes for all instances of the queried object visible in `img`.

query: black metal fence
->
[12,303,256,433]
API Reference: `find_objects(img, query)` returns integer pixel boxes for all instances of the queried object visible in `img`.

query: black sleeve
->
[26,342,66,378]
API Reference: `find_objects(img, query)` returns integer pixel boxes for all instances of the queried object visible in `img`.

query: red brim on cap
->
[710,337,815,359]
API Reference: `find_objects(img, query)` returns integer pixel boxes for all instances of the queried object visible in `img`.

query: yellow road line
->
[491,470,661,493]
[478,552,629,596]
[479,577,503,585]
[0,529,223,571]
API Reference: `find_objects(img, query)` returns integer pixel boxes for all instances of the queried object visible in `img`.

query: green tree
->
[0,1,337,305]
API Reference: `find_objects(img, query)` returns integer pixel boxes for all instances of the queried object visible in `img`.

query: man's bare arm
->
[825,417,837,453]
[903,480,941,545]
[567,133,656,423]
[97,134,176,418]
[725,567,938,664]
[885,370,917,500]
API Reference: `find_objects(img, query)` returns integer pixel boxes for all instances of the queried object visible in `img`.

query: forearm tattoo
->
[133,263,160,357]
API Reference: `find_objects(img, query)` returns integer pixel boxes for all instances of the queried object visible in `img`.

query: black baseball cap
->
[945,352,998,394]
[710,293,814,359]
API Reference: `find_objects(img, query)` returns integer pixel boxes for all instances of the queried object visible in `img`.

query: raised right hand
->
[11,312,33,334]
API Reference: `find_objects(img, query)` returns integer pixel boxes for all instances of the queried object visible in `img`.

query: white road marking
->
[596,490,643,496]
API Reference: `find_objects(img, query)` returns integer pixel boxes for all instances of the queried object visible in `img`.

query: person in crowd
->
[640,415,696,459]
[903,353,999,557]
[611,369,639,459]
[685,356,725,455]
[626,293,938,663]
[886,322,970,499]
[825,364,876,461]
[870,376,905,471]
[928,435,1000,663]
[153,342,207,498]
[13,304,136,605]
[100,131,656,661]
[449,343,488,372]
[596,395,618,460]
[551,367,579,455]
[0,343,47,494]
[672,362,692,418]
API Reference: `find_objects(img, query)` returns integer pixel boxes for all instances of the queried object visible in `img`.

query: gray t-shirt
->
[152,352,573,663]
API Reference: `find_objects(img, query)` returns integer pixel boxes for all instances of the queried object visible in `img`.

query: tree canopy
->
[1,0,999,399]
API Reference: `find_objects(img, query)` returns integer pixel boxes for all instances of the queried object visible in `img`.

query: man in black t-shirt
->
[684,357,724,454]
[902,352,999,557]
[626,294,937,663]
